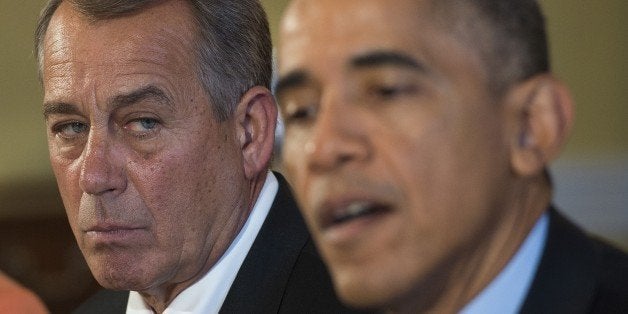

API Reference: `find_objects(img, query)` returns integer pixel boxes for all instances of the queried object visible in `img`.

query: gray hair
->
[35,0,272,121]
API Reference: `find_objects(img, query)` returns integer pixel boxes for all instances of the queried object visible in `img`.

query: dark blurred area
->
[0,179,100,314]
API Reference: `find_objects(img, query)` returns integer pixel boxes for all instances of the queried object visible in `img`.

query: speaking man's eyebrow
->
[275,70,311,96]
[110,85,172,110]
[351,50,427,72]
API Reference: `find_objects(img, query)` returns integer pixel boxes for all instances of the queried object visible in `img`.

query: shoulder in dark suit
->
[74,173,366,313]
[520,207,628,314]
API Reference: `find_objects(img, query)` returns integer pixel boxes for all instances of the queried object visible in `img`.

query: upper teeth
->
[346,202,370,217]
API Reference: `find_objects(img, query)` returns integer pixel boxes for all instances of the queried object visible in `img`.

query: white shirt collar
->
[460,212,549,314]
[126,172,279,314]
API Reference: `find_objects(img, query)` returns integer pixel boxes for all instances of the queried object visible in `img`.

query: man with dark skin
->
[36,0,362,312]
[276,0,628,312]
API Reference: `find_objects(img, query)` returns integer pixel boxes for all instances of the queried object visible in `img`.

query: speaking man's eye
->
[372,84,418,100]
[284,103,317,126]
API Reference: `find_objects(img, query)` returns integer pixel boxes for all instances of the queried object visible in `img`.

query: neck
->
[138,174,270,313]
[391,176,551,314]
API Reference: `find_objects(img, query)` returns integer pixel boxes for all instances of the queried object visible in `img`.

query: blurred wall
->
[540,1,628,250]
[1,1,50,192]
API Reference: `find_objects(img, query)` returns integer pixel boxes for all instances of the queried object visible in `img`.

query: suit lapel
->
[220,173,309,313]
[519,207,600,314]
[72,289,129,314]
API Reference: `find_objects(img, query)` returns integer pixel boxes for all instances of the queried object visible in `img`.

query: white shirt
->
[460,212,549,314]
[126,172,279,314]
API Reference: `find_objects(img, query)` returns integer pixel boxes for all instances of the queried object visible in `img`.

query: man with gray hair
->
[35,0,363,312]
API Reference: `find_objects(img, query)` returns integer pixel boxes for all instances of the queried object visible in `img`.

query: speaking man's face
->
[278,0,515,310]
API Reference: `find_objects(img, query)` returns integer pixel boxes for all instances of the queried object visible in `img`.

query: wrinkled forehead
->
[42,0,201,105]
[43,0,197,69]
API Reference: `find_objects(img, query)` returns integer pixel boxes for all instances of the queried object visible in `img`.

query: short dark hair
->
[431,0,549,96]
[35,0,272,121]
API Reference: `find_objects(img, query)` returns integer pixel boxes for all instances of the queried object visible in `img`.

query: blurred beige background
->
[1,0,626,253]
[0,0,626,311]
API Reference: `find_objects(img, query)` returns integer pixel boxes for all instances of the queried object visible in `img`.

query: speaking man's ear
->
[234,86,278,179]
[505,75,574,177]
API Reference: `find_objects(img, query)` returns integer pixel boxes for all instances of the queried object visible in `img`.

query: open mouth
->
[325,200,391,229]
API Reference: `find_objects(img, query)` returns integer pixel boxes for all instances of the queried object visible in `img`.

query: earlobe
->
[235,86,278,179]
[507,75,574,177]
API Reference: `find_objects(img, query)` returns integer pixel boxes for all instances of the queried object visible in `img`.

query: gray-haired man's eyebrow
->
[110,85,172,110]
[43,102,80,119]
[43,85,174,120]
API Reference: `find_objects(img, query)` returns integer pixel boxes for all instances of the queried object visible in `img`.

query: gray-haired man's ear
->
[235,86,278,179]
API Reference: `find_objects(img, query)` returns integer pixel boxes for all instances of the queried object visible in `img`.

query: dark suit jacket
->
[520,208,628,314]
[73,173,364,313]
